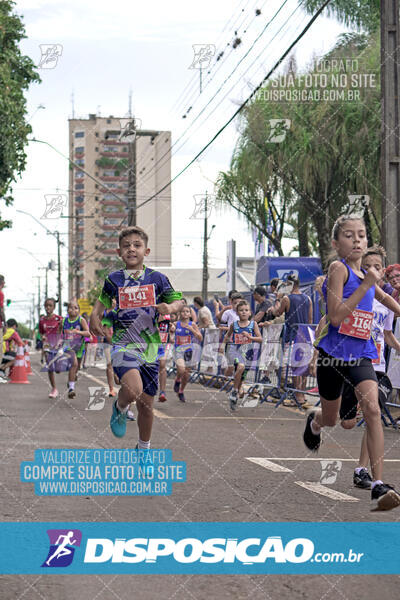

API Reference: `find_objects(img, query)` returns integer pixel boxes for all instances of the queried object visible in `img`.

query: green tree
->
[300,0,379,33]
[0,0,41,230]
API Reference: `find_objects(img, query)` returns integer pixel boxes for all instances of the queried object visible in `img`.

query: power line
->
[136,0,333,212]
[139,0,295,189]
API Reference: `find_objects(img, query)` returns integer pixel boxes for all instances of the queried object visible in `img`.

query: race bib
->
[118,284,156,309]
[159,331,169,343]
[338,309,373,340]
[234,333,249,344]
[176,335,191,345]
[372,342,382,365]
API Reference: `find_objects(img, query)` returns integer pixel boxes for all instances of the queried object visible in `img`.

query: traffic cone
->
[24,342,33,375]
[9,345,30,384]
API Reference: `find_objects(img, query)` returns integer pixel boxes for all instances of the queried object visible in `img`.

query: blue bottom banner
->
[0,522,399,574]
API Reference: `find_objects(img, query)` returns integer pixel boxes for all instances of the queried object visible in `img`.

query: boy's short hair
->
[193,296,204,307]
[363,245,386,266]
[230,292,243,302]
[254,286,266,297]
[119,226,148,247]
[228,289,238,299]
[7,318,17,328]
[236,300,250,310]
[67,298,79,309]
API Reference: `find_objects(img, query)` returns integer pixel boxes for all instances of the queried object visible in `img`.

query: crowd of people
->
[3,215,400,512]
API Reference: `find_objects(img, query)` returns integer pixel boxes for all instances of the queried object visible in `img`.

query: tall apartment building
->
[68,114,171,299]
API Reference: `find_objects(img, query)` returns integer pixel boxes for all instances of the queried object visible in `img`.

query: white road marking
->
[246,457,293,473]
[295,481,359,502]
[80,372,168,419]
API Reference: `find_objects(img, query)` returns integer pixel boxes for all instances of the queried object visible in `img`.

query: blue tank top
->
[317,259,377,361]
[284,293,311,342]
[62,316,85,351]
[175,321,194,347]
[232,320,255,346]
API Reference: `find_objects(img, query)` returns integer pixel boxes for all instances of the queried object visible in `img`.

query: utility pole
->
[202,192,208,300]
[381,0,400,262]
[33,276,41,323]
[201,192,215,301]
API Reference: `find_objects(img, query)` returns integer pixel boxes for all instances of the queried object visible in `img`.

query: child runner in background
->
[90,226,183,448]
[219,300,262,410]
[173,305,202,403]
[0,319,24,380]
[157,313,174,402]
[62,300,89,399]
[304,215,400,511]
[338,246,400,488]
[39,298,62,398]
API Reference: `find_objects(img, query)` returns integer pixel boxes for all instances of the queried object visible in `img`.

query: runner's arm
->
[327,261,379,327]
[189,322,203,342]
[89,300,108,337]
[221,324,234,346]
[375,286,400,317]
[384,329,400,353]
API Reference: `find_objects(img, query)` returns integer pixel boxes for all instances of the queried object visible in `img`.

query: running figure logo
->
[190,194,216,219]
[42,194,67,219]
[42,529,82,567]
[189,44,216,69]
[267,119,291,143]
[320,460,342,485]
[86,387,107,411]
[38,44,63,69]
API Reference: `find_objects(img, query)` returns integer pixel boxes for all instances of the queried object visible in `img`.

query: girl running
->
[220,300,262,410]
[39,298,62,398]
[303,215,400,511]
[173,305,202,402]
[62,300,89,399]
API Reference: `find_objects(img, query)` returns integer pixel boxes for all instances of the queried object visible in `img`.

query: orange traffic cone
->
[9,345,30,384]
[24,343,33,375]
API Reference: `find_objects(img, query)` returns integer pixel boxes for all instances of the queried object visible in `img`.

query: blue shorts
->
[111,349,159,397]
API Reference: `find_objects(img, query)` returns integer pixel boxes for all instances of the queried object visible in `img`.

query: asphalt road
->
[1,352,400,599]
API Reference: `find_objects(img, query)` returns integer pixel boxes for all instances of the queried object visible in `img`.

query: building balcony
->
[99,151,128,158]
[102,248,118,255]
[99,175,128,182]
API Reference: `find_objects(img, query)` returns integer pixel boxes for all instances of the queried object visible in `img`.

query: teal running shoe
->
[110,400,127,438]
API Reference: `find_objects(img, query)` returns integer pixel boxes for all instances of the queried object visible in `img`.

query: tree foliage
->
[300,0,379,33]
[0,0,41,230]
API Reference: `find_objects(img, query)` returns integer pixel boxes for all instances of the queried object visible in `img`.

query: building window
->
[75,170,84,178]
[75,146,84,153]
[103,146,118,153]
[75,195,84,203]
[75,159,84,166]
[75,184,84,190]
[75,131,84,138]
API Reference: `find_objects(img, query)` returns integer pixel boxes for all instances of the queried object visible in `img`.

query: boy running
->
[62,300,90,399]
[173,306,202,403]
[90,226,183,447]
[219,300,262,410]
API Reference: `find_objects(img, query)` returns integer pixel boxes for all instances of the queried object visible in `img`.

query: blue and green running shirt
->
[99,266,182,364]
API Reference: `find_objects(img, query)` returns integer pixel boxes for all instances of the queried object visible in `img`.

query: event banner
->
[0,522,399,574]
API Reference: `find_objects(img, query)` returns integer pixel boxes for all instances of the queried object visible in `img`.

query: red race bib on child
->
[234,333,249,344]
[176,335,191,345]
[338,309,373,340]
[119,284,156,309]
